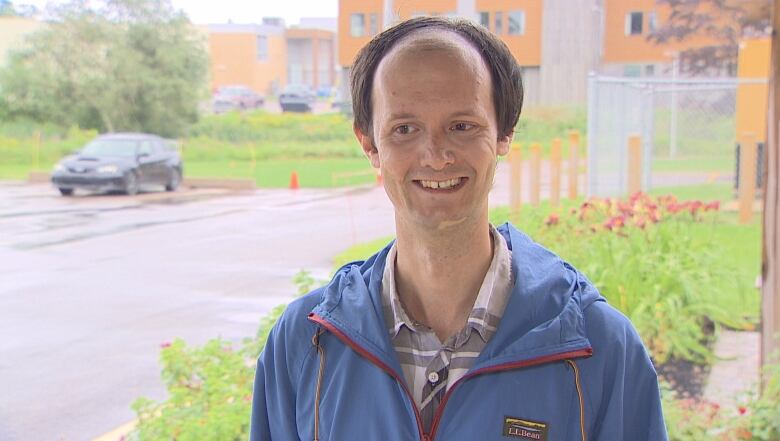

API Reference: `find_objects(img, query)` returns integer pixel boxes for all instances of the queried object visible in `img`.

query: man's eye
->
[394,124,414,135]
[452,122,475,131]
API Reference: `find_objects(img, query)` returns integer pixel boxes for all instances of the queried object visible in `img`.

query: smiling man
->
[251,17,667,441]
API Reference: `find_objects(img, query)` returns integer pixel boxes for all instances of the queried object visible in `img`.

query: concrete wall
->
[539,0,601,105]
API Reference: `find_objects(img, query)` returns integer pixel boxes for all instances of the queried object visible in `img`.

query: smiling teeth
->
[420,178,461,189]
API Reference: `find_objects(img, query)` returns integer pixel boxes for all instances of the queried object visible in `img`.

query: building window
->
[624,64,642,77]
[256,35,268,61]
[625,11,643,35]
[508,10,525,35]
[350,13,365,37]
[479,11,489,29]
[369,13,378,35]
[648,11,657,32]
[494,11,503,35]
[645,64,655,76]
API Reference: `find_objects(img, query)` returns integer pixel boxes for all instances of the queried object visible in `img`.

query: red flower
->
[160,341,171,349]
[704,201,720,212]
[738,406,747,415]
[604,215,625,231]
[545,213,560,226]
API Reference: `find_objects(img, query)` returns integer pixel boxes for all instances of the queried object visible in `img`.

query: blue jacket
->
[251,223,668,440]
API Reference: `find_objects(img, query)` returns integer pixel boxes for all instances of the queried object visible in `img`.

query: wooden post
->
[509,144,523,216]
[568,130,580,199]
[627,134,642,195]
[530,143,541,206]
[550,138,562,207]
[33,131,41,170]
[761,0,780,377]
[739,132,758,224]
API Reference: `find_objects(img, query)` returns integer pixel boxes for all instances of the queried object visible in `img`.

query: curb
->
[91,419,137,441]
[182,177,256,190]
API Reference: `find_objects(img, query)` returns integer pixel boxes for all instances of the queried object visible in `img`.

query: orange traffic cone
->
[289,171,300,190]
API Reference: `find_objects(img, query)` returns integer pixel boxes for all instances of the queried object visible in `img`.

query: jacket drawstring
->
[565,359,587,441]
[311,327,326,441]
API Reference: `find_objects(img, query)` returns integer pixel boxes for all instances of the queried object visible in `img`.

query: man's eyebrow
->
[388,112,416,121]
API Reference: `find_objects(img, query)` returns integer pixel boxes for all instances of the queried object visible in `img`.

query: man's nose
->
[419,132,454,170]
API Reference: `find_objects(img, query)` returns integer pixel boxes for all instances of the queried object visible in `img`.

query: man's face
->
[356,33,511,231]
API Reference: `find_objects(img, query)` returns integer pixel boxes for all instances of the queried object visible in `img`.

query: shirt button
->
[428,372,439,384]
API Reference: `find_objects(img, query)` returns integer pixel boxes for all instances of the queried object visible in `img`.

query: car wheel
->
[59,188,74,196]
[165,169,181,192]
[124,171,139,196]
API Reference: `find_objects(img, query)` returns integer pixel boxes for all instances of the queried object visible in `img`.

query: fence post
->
[628,134,643,195]
[509,143,522,216]
[33,131,41,170]
[739,132,758,224]
[530,143,541,206]
[550,138,561,207]
[568,130,580,200]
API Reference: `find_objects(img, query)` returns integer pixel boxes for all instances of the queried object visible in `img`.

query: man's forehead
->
[377,29,485,75]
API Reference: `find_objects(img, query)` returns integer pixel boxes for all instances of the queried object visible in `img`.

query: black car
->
[51,133,183,196]
[279,84,316,112]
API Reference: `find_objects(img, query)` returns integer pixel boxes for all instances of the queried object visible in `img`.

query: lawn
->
[652,156,734,173]
[185,158,376,188]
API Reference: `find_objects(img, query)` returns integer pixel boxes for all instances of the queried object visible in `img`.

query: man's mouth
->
[415,177,466,190]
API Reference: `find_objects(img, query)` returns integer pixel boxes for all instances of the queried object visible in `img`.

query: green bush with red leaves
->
[498,192,756,365]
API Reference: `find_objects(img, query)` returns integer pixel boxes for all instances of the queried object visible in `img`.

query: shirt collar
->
[380,225,514,343]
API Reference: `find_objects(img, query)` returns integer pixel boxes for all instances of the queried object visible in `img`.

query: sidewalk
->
[703,330,761,406]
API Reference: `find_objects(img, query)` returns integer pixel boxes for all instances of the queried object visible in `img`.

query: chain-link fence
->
[586,74,766,197]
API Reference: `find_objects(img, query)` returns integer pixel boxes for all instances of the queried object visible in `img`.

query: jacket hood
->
[309,223,603,374]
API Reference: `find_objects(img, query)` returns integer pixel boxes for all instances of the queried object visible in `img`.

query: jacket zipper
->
[308,313,428,441]
[309,313,592,441]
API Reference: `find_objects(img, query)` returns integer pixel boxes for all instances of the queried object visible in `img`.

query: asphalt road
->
[0,182,397,441]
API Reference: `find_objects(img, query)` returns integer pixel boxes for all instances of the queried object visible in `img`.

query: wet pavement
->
[0,182,396,441]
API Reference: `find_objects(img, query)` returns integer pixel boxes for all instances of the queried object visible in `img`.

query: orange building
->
[601,0,727,77]
[0,17,44,65]
[337,0,749,105]
[208,20,336,96]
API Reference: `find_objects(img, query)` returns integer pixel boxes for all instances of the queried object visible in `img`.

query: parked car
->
[51,133,183,196]
[212,85,265,113]
[279,84,316,112]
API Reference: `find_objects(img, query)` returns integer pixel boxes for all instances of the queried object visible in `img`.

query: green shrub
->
[493,193,757,364]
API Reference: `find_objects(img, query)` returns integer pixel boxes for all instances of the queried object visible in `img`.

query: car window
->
[138,141,153,156]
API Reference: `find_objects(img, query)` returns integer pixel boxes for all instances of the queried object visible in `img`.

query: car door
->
[135,140,157,185]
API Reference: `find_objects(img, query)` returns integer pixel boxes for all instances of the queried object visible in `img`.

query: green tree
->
[0,0,209,137]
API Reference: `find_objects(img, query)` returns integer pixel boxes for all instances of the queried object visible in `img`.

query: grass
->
[649,182,734,201]
[185,158,376,188]
[652,156,734,173]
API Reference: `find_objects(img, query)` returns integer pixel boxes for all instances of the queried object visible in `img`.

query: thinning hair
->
[350,16,524,139]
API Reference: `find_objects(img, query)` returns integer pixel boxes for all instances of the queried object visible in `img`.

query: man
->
[251,17,667,441]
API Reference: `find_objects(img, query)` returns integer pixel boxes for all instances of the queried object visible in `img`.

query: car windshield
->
[219,87,246,96]
[81,139,140,157]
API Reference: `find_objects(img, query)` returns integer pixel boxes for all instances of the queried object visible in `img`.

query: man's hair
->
[350,16,524,140]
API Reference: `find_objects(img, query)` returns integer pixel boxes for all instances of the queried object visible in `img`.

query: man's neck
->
[393,217,495,342]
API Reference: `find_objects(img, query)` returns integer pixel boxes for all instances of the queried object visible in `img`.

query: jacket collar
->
[309,223,601,374]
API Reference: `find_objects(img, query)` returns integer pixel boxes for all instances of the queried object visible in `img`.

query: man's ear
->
[354,124,380,168]
[496,132,513,157]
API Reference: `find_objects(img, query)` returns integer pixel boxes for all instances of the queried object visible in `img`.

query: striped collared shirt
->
[380,226,514,432]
